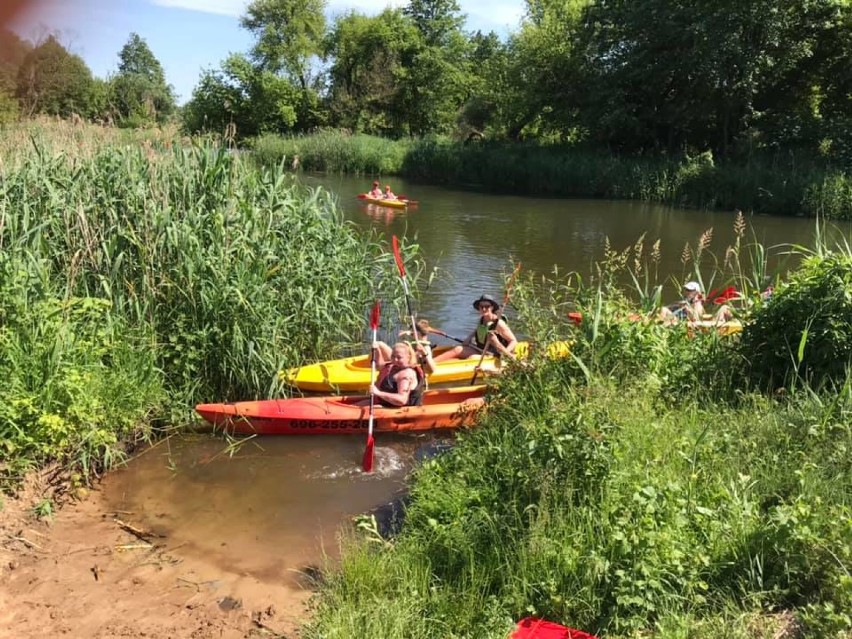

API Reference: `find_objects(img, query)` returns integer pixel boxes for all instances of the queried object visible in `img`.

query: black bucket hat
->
[472,294,500,311]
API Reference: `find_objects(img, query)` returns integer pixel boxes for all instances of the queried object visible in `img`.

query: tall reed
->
[1,121,387,483]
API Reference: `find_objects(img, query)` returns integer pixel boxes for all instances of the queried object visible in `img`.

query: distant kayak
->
[358,195,408,209]
[281,341,572,392]
[195,385,486,435]
[567,311,742,336]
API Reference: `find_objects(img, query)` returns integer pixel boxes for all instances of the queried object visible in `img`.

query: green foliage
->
[109,33,175,126]
[0,291,164,485]
[241,0,326,84]
[0,124,388,485]
[0,87,18,126]
[250,130,410,174]
[740,250,852,391]
[305,377,852,637]
[324,9,421,137]
[182,53,300,137]
[0,28,31,96]
[15,36,95,118]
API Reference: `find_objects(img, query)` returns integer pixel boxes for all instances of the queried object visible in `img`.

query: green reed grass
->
[1,120,390,484]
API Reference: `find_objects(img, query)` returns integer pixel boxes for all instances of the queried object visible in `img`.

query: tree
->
[109,33,175,126]
[324,9,419,136]
[16,35,94,118]
[403,0,465,46]
[0,28,31,95]
[241,0,326,90]
[495,0,588,140]
[396,0,474,136]
[182,53,300,137]
[577,0,852,156]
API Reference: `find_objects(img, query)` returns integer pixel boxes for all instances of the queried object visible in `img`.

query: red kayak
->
[511,617,598,639]
[195,386,486,435]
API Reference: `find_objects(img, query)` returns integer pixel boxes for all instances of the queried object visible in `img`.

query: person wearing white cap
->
[660,281,705,322]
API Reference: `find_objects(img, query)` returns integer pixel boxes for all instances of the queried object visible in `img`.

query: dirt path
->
[0,472,312,638]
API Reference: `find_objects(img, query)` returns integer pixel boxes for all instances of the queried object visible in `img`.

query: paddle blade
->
[370,300,380,331]
[392,235,406,277]
[357,194,368,199]
[362,434,375,473]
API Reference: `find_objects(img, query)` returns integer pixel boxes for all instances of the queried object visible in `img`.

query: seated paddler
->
[369,342,426,407]
[431,294,518,363]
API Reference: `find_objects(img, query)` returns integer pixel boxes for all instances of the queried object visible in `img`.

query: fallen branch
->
[113,518,163,542]
[9,535,44,551]
[115,543,153,551]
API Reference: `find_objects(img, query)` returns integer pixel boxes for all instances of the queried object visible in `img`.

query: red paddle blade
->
[370,300,380,330]
[392,235,406,277]
[362,435,375,472]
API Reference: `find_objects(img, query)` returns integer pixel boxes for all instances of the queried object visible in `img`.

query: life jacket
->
[474,316,510,354]
[376,363,424,406]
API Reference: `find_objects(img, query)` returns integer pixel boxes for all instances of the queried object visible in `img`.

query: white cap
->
[684,281,701,292]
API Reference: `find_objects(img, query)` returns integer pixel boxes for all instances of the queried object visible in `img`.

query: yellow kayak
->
[689,318,743,336]
[281,341,571,392]
[359,195,409,209]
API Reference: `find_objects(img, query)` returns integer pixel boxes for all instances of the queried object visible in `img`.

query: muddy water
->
[103,432,449,585]
[103,177,851,582]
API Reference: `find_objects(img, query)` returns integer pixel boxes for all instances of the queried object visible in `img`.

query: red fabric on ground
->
[511,617,598,639]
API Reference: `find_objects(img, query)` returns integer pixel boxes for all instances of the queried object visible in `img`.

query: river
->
[103,177,848,589]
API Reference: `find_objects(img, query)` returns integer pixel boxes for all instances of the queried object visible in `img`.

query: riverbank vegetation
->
[303,230,852,638]
[0,120,387,491]
[252,132,852,219]
[5,1,850,217]
[185,0,852,219]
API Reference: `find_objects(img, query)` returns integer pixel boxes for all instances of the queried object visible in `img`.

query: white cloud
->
[150,0,247,17]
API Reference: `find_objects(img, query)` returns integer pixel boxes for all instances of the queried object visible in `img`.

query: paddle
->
[391,235,420,343]
[470,262,522,385]
[415,319,483,353]
[362,300,380,473]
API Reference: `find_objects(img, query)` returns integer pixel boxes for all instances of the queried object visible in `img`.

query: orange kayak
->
[195,385,486,435]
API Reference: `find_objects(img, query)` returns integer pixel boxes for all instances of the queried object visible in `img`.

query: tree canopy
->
[110,33,176,126]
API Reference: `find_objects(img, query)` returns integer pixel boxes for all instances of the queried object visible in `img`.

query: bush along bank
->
[302,234,851,638]
[0,124,390,491]
[252,131,852,220]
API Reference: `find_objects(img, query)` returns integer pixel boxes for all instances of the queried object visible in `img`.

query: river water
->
[103,176,849,587]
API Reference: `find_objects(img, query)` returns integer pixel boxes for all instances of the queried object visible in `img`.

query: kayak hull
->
[361,196,408,209]
[281,341,571,392]
[195,386,486,435]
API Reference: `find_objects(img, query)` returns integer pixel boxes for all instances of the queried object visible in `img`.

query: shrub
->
[739,251,852,391]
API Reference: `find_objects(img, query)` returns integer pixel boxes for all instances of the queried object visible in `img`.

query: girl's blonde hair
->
[391,342,416,365]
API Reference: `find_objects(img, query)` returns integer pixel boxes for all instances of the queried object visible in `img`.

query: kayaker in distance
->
[660,281,735,325]
[431,294,518,363]
[383,184,397,200]
[368,342,425,406]
[660,281,705,323]
[367,180,382,198]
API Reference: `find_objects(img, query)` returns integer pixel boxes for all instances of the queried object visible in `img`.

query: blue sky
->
[10,0,526,104]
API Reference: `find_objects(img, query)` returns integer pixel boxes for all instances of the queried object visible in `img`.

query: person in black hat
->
[431,294,518,363]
